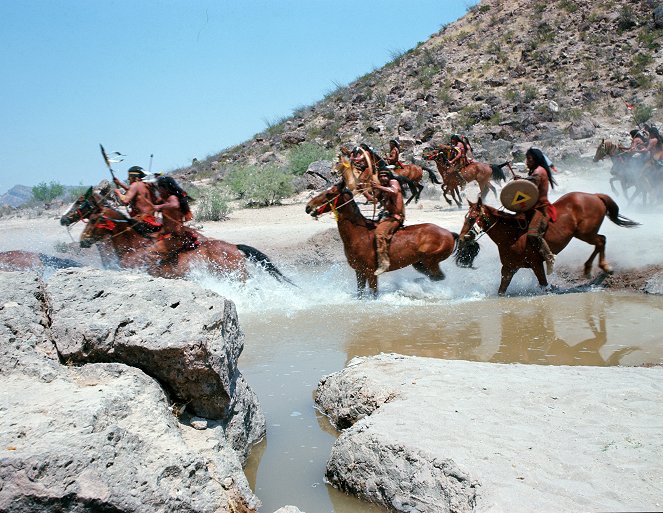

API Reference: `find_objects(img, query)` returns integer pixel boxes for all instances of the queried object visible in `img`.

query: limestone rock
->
[45,268,265,454]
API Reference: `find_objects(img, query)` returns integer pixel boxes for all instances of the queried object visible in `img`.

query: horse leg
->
[584,234,612,277]
[609,177,619,196]
[355,270,368,298]
[367,273,379,297]
[413,261,445,281]
[498,267,518,296]
[441,185,453,205]
[532,263,549,290]
[414,182,424,203]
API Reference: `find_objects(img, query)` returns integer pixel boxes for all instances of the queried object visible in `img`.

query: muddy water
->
[199,265,663,513]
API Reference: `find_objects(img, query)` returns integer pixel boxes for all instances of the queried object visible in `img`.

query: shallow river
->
[199,262,663,513]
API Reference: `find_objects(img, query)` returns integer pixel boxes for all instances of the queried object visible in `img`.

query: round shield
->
[500,179,539,212]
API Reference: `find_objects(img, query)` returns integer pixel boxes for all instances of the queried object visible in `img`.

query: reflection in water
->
[491,295,639,366]
[237,291,662,512]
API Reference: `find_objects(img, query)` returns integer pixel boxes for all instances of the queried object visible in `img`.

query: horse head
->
[60,180,113,226]
[593,139,608,162]
[423,145,457,166]
[305,181,351,218]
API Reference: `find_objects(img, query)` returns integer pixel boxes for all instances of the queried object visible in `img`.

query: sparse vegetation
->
[32,181,64,202]
[632,104,653,126]
[288,143,335,176]
[195,185,232,221]
[225,165,294,207]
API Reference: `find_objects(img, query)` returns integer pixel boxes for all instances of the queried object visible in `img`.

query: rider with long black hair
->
[524,147,557,275]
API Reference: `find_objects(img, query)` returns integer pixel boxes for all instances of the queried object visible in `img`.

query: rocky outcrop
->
[316,353,663,513]
[644,271,663,294]
[46,268,265,454]
[0,270,264,513]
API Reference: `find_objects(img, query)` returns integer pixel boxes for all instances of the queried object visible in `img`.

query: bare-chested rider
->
[364,167,405,276]
[114,166,157,223]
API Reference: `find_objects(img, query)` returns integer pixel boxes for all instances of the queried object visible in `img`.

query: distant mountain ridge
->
[174,0,663,182]
[0,185,33,207]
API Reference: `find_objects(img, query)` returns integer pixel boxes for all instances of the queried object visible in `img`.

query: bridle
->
[464,204,497,240]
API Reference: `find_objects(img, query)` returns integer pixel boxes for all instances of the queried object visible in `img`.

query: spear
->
[99,143,116,181]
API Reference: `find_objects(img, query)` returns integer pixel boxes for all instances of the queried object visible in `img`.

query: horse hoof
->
[603,266,614,275]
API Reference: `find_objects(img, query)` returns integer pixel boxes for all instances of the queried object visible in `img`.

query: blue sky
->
[0,1,473,192]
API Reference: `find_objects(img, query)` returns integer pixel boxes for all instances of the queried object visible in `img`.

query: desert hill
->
[174,0,663,183]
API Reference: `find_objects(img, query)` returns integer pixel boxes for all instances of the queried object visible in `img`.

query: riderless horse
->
[456,193,639,295]
[423,145,511,207]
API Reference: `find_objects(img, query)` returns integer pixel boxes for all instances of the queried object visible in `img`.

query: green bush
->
[65,184,90,202]
[633,104,653,125]
[195,185,232,221]
[225,165,294,207]
[32,181,64,202]
[288,143,335,176]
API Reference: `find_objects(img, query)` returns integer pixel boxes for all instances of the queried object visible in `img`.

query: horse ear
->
[476,196,483,206]
[83,186,93,199]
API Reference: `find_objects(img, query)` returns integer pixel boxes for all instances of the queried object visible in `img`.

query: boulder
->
[316,354,663,513]
[644,271,663,294]
[0,271,261,512]
[567,117,596,140]
[45,268,265,454]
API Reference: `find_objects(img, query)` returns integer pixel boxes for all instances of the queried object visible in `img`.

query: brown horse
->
[305,180,459,296]
[456,193,639,295]
[0,250,82,272]
[60,187,293,283]
[423,145,511,207]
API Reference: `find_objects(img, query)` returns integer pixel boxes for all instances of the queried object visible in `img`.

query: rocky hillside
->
[176,0,663,181]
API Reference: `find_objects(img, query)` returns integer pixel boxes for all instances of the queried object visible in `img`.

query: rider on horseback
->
[387,139,402,169]
[114,166,161,232]
[365,165,405,276]
[523,148,558,275]
[448,134,473,167]
[149,176,198,266]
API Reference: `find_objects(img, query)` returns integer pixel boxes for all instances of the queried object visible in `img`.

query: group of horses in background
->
[593,139,663,206]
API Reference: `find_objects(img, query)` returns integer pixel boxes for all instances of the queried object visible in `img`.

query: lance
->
[99,143,116,181]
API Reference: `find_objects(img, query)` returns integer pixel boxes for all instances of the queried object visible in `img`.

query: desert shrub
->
[616,6,637,32]
[32,181,64,202]
[195,185,232,221]
[225,165,294,207]
[288,143,335,176]
[633,104,653,126]
[65,184,91,202]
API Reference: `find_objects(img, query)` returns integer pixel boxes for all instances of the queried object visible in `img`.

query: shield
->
[500,179,538,212]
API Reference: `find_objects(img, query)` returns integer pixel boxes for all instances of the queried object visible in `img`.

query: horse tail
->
[490,162,509,183]
[597,194,640,227]
[38,253,83,269]
[424,165,442,184]
[454,237,480,268]
[236,244,297,286]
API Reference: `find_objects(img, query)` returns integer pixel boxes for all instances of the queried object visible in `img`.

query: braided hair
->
[525,148,557,189]
[157,176,192,217]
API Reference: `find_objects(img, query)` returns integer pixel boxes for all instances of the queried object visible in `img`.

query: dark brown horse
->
[593,139,649,204]
[60,187,293,283]
[0,250,82,272]
[423,145,511,207]
[305,180,459,296]
[456,193,639,295]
